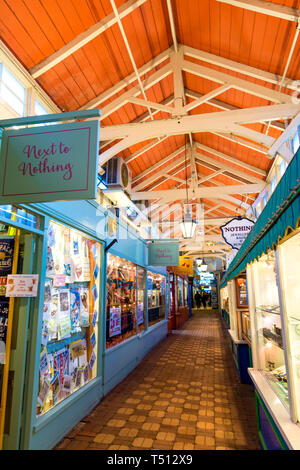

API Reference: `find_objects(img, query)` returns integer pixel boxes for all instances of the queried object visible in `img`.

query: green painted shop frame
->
[0,110,107,450]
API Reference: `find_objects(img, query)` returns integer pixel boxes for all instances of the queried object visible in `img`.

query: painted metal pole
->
[0,229,20,450]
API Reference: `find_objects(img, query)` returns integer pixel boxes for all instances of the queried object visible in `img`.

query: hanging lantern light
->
[180,135,197,239]
[180,206,197,239]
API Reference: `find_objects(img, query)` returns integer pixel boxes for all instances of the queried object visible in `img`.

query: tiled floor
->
[55,310,260,450]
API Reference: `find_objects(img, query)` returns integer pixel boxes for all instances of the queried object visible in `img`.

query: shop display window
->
[37,221,101,416]
[137,267,147,332]
[251,251,289,408]
[178,277,184,307]
[147,272,166,327]
[277,230,300,421]
[235,276,248,308]
[106,254,137,349]
[240,310,251,344]
[184,280,188,305]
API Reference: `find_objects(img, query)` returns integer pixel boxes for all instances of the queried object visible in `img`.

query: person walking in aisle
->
[194,290,201,309]
[202,291,207,309]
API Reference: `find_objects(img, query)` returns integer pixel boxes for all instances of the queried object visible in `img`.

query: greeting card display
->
[37,221,100,416]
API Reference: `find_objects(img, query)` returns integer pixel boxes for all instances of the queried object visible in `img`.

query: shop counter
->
[249,369,300,450]
[228,329,252,384]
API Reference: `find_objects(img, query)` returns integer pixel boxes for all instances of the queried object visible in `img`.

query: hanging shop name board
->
[220,217,254,250]
[148,242,179,266]
[5,274,39,297]
[172,256,194,276]
[0,121,99,204]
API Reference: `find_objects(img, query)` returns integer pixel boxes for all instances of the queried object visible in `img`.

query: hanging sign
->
[172,256,194,276]
[148,242,179,266]
[5,274,39,297]
[220,217,254,250]
[0,121,99,204]
[109,306,122,337]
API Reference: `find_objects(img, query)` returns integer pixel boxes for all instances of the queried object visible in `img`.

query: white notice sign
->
[6,274,39,297]
[220,218,254,250]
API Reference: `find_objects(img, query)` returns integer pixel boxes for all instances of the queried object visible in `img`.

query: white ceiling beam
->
[183,45,299,91]
[30,0,149,78]
[100,103,294,141]
[215,0,300,22]
[195,142,267,176]
[131,142,180,182]
[131,183,265,201]
[183,84,231,113]
[147,162,189,190]
[163,174,186,183]
[182,59,292,104]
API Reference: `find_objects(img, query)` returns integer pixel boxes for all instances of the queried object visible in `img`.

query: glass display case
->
[147,272,166,327]
[277,229,300,422]
[37,221,101,416]
[250,251,289,408]
[240,310,251,344]
[106,254,137,349]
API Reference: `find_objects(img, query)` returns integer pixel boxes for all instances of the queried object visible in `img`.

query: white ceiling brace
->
[98,63,172,121]
[182,45,299,92]
[132,147,186,190]
[195,142,266,177]
[140,161,190,191]
[195,157,258,186]
[125,136,168,165]
[181,59,292,104]
[211,132,269,155]
[268,110,300,158]
[131,183,265,201]
[131,143,181,182]
[185,89,285,132]
[29,0,149,78]
[126,96,175,114]
[183,84,232,113]
[81,51,172,112]
[215,0,300,23]
[198,170,225,185]
[195,150,264,184]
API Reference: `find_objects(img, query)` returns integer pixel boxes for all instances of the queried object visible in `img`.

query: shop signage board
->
[220,217,254,250]
[148,241,179,266]
[0,120,99,204]
[172,256,194,276]
[5,274,39,297]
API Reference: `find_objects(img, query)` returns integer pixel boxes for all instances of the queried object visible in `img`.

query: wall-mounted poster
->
[109,306,122,337]
[137,303,144,325]
[5,274,39,297]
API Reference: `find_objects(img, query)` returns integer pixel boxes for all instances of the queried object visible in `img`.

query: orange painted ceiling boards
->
[0,0,299,257]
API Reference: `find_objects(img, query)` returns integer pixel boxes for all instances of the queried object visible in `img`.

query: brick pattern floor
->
[55,310,260,450]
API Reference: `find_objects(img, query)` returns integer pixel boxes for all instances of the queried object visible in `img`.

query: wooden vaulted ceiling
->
[1,0,300,256]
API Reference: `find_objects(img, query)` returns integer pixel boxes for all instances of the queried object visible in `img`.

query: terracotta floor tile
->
[54,311,260,451]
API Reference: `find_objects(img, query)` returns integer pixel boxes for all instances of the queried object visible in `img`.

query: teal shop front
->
[220,148,300,450]
[104,235,169,396]
[0,198,107,450]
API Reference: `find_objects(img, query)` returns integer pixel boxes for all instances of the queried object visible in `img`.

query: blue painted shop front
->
[0,198,168,450]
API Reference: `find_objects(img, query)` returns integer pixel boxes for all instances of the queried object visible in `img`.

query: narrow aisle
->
[56,312,260,450]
